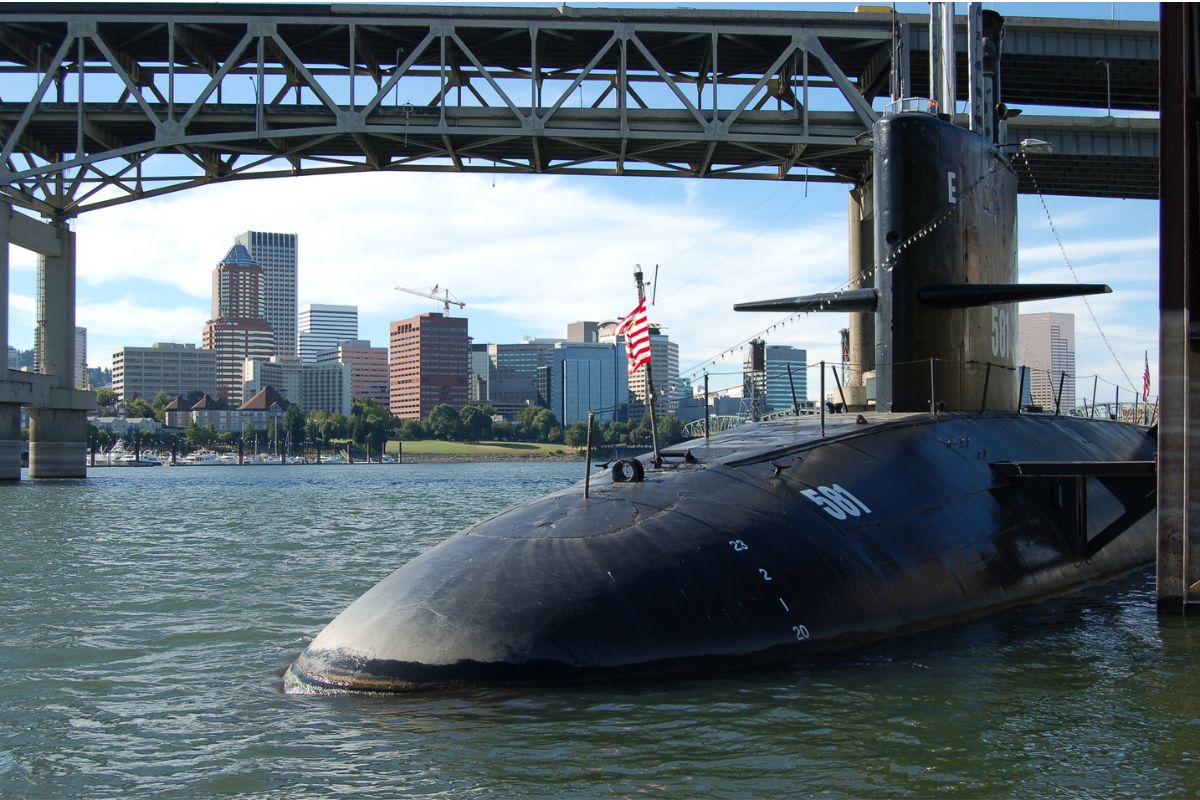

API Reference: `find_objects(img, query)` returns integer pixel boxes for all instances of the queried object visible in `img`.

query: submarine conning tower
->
[872,112,1018,412]
[735,5,1108,414]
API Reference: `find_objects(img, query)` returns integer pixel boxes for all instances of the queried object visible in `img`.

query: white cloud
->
[9,293,35,314]
[34,156,1158,399]
[77,297,208,355]
[65,170,853,388]
[1018,235,1158,267]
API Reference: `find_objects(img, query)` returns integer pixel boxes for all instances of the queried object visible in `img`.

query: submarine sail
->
[285,8,1156,694]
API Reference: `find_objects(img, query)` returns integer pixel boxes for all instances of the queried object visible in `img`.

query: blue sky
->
[3,1,1161,402]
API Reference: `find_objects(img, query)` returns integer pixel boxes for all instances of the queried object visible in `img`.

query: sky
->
[3,1,1162,403]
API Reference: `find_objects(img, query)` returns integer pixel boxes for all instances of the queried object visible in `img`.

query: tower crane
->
[395,284,466,315]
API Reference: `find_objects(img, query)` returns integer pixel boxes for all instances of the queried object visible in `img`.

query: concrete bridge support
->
[845,184,875,409]
[0,208,18,480]
[1156,2,1200,611]
[0,204,92,480]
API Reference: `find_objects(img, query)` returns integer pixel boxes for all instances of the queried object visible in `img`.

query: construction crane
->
[395,284,466,315]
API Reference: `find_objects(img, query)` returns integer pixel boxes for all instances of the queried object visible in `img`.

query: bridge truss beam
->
[0,4,1160,217]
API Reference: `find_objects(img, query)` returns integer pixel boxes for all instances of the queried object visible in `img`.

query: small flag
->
[1142,351,1151,401]
[616,298,652,376]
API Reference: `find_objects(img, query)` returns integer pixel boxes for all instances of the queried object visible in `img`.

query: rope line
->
[1018,150,1135,392]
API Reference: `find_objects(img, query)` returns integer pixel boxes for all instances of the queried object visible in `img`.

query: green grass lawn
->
[385,440,577,457]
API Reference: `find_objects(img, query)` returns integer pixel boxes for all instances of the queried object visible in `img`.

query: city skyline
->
[0,2,1161,405]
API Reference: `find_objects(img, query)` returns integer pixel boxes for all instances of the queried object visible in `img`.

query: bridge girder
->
[0,4,1160,217]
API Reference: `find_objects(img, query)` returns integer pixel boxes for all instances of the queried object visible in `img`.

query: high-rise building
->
[203,321,275,406]
[236,231,298,359]
[744,344,809,413]
[546,342,628,425]
[389,312,469,419]
[484,341,560,417]
[243,357,352,414]
[112,343,217,402]
[1019,312,1076,411]
[299,304,358,363]
[601,322,678,419]
[74,327,88,389]
[316,339,388,407]
[469,342,490,404]
[202,243,276,406]
[211,243,266,319]
[567,321,600,344]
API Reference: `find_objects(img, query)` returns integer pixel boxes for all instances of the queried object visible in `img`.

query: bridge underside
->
[0,4,1160,217]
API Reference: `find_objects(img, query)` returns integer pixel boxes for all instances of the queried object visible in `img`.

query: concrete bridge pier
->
[0,400,18,481]
[845,184,875,410]
[28,407,86,477]
[0,204,93,480]
[0,207,18,480]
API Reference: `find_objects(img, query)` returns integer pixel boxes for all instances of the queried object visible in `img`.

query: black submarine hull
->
[285,412,1155,693]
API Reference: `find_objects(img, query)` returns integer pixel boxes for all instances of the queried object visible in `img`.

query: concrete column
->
[845,184,875,409]
[1,203,9,370]
[0,205,19,481]
[0,404,19,480]
[29,220,87,479]
[38,220,75,389]
[1156,3,1200,612]
[28,407,86,478]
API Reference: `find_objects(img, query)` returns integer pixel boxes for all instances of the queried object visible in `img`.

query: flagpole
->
[634,266,661,467]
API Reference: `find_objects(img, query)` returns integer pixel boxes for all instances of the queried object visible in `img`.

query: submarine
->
[285,8,1157,694]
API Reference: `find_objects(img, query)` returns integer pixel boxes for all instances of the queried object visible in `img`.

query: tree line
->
[93,389,688,451]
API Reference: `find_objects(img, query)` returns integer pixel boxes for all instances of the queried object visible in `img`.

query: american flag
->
[616,298,652,376]
[1142,351,1151,401]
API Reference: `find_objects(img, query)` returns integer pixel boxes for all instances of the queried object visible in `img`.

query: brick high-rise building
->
[236,231,298,359]
[316,339,388,407]
[202,243,276,405]
[389,312,469,419]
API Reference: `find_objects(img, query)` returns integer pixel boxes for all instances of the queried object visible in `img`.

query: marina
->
[1,463,1197,798]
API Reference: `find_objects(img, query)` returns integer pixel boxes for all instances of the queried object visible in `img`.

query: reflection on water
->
[1,463,1197,798]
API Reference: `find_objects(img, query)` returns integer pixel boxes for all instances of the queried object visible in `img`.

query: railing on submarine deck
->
[667,357,1159,441]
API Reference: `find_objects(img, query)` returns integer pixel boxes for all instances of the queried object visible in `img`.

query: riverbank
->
[387,440,576,460]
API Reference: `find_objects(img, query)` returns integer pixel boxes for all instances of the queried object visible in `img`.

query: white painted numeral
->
[759,568,773,582]
[729,539,749,552]
[802,484,871,520]
[792,624,810,640]
[991,306,1011,359]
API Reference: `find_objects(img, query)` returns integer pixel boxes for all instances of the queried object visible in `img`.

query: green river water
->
[1,462,1197,798]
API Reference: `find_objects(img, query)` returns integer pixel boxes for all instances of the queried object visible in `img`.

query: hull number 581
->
[801,484,872,520]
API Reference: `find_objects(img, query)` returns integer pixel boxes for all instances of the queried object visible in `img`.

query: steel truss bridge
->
[0,3,1160,218]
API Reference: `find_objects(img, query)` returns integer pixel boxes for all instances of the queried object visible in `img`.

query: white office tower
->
[299,304,358,363]
[744,344,808,413]
[1018,312,1076,411]
[236,231,298,360]
[628,328,679,416]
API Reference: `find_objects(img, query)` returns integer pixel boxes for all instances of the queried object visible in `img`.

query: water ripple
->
[1,463,1197,798]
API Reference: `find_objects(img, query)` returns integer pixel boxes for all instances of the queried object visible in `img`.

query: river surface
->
[1,462,1197,799]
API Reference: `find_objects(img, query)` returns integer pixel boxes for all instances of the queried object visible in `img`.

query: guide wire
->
[1018,150,1136,393]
